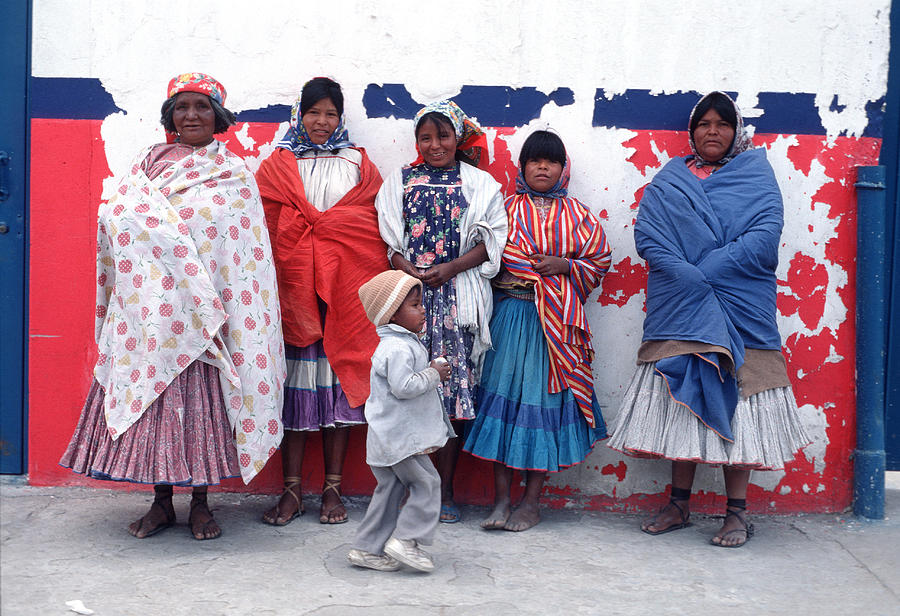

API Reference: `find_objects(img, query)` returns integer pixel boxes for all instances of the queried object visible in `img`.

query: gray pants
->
[353,454,441,555]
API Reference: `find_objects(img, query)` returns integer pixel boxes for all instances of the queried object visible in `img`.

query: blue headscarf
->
[276,93,355,157]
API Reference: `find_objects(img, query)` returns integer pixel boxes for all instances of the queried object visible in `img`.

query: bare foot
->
[641,499,691,534]
[711,507,753,547]
[189,497,221,540]
[262,481,303,526]
[320,475,347,524]
[504,502,541,532]
[480,502,511,530]
[128,500,175,538]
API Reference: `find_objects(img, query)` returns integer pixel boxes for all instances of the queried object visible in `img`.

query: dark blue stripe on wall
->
[29,78,884,138]
[31,77,124,119]
[363,83,575,127]
[234,104,292,123]
[593,89,883,138]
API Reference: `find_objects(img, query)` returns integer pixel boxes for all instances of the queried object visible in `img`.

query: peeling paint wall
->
[28,0,891,513]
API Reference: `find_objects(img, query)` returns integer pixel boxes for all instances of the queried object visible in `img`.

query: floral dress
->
[402,162,477,420]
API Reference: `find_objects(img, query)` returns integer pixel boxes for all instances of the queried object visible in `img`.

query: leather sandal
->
[262,476,304,526]
[711,503,755,548]
[641,496,692,535]
[319,473,348,524]
[189,494,221,541]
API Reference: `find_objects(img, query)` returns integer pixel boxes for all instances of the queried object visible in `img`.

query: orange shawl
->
[256,147,387,407]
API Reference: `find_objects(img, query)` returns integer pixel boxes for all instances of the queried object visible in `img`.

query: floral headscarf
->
[515,155,571,199]
[276,93,355,157]
[412,100,487,167]
[167,72,227,105]
[688,91,753,167]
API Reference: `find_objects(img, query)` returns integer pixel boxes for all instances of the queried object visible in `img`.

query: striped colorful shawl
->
[502,194,611,426]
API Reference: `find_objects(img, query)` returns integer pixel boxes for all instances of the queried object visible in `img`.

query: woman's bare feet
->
[640,498,691,535]
[128,499,175,538]
[319,474,348,524]
[504,502,541,532]
[262,477,303,526]
[189,494,221,540]
[480,501,511,530]
[711,505,754,547]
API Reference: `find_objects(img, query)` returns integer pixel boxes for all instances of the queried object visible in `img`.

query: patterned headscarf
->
[688,91,753,167]
[276,92,355,157]
[515,156,571,199]
[412,100,487,167]
[167,72,227,105]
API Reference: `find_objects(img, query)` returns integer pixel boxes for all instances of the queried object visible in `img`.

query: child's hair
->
[415,112,476,167]
[518,130,566,169]
[300,77,344,116]
[358,270,423,326]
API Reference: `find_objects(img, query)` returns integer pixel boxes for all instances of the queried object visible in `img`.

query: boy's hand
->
[430,358,451,381]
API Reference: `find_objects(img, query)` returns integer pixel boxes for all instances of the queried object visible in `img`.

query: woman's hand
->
[421,262,458,288]
[530,254,569,276]
[430,358,451,381]
[390,253,421,279]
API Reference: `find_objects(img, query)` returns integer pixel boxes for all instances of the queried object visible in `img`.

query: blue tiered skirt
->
[463,293,607,472]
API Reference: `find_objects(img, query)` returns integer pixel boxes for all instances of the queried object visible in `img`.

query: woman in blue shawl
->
[608,92,810,547]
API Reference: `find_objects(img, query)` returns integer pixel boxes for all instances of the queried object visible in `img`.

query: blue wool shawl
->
[634,147,784,441]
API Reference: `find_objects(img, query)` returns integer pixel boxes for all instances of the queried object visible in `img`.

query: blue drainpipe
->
[854,165,887,519]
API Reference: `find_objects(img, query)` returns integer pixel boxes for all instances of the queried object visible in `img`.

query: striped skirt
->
[463,294,607,472]
[607,361,811,469]
[59,360,240,485]
[282,341,365,431]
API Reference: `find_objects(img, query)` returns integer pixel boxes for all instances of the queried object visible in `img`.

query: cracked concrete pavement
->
[2,476,899,615]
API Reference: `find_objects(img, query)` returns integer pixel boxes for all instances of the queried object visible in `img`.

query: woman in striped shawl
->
[463,130,611,531]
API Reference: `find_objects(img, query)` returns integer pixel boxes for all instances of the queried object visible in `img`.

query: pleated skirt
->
[607,361,811,470]
[59,360,240,485]
[463,295,607,472]
[282,341,365,431]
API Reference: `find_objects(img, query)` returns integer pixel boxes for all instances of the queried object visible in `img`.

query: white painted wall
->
[31,0,892,501]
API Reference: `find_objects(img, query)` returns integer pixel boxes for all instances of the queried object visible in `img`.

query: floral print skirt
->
[420,273,476,421]
[59,360,240,485]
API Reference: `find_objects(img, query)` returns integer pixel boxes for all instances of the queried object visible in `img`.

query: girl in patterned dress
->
[376,100,507,522]
[463,131,611,531]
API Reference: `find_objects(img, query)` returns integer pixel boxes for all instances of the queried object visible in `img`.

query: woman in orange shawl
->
[256,78,387,525]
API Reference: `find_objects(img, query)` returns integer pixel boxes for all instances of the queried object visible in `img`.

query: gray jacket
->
[364,324,455,467]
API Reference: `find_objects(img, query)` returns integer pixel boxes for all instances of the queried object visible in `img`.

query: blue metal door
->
[0,1,30,474]
[884,0,900,470]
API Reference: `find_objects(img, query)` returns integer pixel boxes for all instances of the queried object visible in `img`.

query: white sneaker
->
[383,537,434,572]
[347,548,401,571]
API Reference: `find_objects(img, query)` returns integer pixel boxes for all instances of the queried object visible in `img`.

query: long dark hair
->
[300,77,344,116]
[518,130,566,168]
[689,92,737,135]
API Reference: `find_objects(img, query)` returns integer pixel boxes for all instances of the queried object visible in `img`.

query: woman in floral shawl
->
[60,73,286,541]
[375,100,507,523]
[608,91,810,547]
[256,77,387,525]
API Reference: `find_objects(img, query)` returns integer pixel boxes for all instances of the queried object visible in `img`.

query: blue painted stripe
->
[362,83,574,127]
[31,77,124,119]
[29,77,884,138]
[593,88,884,138]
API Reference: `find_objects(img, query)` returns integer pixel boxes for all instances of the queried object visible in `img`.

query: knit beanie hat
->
[358,270,422,326]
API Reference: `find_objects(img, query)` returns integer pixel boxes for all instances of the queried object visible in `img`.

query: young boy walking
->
[349,270,454,572]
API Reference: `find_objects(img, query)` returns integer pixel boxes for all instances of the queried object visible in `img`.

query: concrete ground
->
[2,476,899,616]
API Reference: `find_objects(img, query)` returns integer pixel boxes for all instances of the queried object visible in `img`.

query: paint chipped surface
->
[25,0,891,514]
